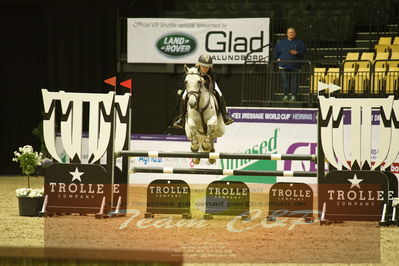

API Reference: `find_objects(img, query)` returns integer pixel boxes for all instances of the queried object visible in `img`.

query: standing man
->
[274,27,305,102]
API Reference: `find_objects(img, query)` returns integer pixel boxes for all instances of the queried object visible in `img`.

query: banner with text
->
[127,18,269,64]
[59,107,398,184]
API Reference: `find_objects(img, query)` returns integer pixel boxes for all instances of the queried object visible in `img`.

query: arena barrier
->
[40,90,398,224]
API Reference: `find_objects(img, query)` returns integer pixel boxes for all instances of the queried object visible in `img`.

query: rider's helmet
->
[197,53,213,67]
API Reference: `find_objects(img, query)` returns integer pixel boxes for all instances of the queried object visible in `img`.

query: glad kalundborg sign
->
[127,18,269,64]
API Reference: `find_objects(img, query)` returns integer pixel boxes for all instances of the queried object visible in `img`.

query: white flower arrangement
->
[12,145,44,197]
[15,188,44,198]
[12,145,42,174]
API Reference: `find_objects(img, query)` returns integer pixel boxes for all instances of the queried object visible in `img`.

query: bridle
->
[185,72,213,112]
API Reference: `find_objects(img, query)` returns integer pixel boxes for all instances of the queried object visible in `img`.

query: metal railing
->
[241,59,399,107]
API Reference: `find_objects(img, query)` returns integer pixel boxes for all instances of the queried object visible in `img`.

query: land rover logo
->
[156,33,196,57]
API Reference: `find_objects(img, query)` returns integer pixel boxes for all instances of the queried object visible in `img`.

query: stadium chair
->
[354,52,374,93]
[311,67,326,93]
[374,44,389,53]
[325,68,340,87]
[389,44,399,54]
[373,52,389,93]
[345,52,359,61]
[393,36,399,44]
[386,52,399,94]
[391,52,399,60]
[342,52,359,93]
[378,36,392,45]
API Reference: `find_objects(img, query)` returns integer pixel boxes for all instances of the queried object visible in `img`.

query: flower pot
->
[18,197,44,216]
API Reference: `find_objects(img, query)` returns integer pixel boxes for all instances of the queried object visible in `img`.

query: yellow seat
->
[354,52,374,93]
[311,67,326,93]
[386,52,399,94]
[373,53,389,93]
[345,52,359,61]
[325,68,340,87]
[386,70,399,93]
[378,37,392,45]
[393,36,399,45]
[312,67,327,93]
[375,44,389,53]
[342,53,359,93]
[391,52,399,60]
[389,44,399,54]
[374,52,389,65]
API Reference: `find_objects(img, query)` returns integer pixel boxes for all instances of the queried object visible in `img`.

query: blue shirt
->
[274,38,306,70]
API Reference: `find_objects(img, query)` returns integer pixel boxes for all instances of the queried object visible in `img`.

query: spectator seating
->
[311,67,326,93]
[386,52,399,93]
[342,52,359,93]
[390,44,399,54]
[375,44,389,53]
[354,52,374,93]
[373,52,390,92]
[378,36,392,45]
[325,67,340,87]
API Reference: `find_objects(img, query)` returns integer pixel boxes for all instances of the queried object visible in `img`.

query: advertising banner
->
[127,18,269,64]
[125,108,319,185]
[64,107,398,185]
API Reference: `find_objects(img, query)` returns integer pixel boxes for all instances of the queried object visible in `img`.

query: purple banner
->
[227,108,382,125]
[228,108,318,124]
[343,110,381,125]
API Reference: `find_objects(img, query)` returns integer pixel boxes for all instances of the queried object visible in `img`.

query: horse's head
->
[184,65,203,109]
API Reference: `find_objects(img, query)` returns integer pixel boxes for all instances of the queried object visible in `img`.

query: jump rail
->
[117,150,317,162]
[130,167,318,177]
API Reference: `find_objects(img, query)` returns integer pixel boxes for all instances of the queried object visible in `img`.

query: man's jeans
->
[280,68,299,97]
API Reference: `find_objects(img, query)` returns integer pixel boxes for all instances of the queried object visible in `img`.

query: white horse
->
[183,65,225,164]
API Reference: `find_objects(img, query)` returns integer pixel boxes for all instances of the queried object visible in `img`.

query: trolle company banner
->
[127,18,269,64]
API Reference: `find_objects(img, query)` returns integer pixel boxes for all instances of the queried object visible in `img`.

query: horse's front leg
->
[202,116,217,152]
[186,117,200,164]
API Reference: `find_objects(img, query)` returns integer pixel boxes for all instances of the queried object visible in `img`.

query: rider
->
[173,53,234,128]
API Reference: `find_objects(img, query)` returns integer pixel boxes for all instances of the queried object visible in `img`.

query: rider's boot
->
[216,94,234,125]
[173,98,187,129]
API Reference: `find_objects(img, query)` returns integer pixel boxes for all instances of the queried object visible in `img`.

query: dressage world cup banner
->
[127,18,270,64]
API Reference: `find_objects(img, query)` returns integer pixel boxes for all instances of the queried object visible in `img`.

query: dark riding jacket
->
[200,67,216,92]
